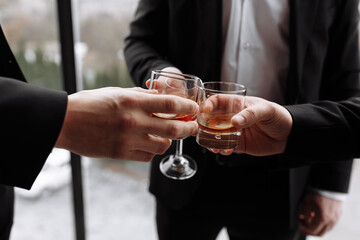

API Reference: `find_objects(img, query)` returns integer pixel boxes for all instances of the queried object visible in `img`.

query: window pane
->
[0,0,62,90]
[77,0,157,239]
[79,0,135,89]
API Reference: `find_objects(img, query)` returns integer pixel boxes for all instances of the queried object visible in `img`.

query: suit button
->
[242,42,251,50]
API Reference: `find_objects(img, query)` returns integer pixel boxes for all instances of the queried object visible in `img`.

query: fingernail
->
[233,115,245,124]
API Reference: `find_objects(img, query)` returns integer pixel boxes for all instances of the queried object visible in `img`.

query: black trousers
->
[152,149,307,240]
[0,185,14,240]
[156,199,306,240]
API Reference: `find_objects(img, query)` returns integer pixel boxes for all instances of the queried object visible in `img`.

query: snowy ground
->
[10,149,360,240]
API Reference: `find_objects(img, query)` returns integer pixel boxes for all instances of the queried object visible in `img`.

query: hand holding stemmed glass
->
[149,70,203,180]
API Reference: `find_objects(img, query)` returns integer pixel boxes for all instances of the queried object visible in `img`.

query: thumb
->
[231,110,257,129]
[231,113,247,128]
[231,102,272,128]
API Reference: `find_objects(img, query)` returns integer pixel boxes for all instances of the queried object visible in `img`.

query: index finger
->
[202,94,244,114]
[142,94,198,115]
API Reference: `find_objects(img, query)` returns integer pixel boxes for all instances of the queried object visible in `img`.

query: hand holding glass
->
[196,82,246,150]
[149,70,202,180]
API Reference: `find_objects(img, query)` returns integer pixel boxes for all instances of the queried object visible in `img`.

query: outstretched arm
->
[228,96,360,161]
[56,87,198,162]
[0,79,197,189]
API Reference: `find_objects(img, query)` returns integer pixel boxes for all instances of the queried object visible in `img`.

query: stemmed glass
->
[149,70,203,180]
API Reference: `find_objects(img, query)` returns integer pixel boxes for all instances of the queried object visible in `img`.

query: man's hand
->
[299,191,343,236]
[55,87,198,162]
[209,96,293,156]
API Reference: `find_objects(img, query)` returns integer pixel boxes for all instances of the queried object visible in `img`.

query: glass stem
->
[175,139,183,157]
[173,140,184,166]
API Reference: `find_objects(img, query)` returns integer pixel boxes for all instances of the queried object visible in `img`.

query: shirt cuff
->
[309,187,348,202]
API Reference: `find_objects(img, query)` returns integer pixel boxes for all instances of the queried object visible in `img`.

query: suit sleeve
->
[304,0,360,193]
[124,0,174,87]
[0,77,68,189]
[283,98,360,166]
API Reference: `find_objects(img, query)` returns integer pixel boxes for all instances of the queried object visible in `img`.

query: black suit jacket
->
[0,26,67,237]
[283,98,360,164]
[124,0,359,229]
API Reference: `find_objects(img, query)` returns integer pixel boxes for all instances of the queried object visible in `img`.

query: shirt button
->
[242,42,251,50]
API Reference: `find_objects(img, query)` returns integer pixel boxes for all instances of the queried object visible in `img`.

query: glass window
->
[0,0,62,90]
[77,1,157,239]
[78,0,135,90]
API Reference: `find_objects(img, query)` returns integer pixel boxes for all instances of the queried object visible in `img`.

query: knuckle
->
[166,124,181,138]
[157,139,172,154]
[119,94,137,107]
[119,112,139,131]
[164,98,177,112]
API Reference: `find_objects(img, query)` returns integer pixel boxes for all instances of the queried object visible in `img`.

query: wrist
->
[55,95,72,150]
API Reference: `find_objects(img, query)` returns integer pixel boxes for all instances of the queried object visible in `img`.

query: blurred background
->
[0,0,359,239]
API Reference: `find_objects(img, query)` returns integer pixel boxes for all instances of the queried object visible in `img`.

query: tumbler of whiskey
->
[196,82,246,149]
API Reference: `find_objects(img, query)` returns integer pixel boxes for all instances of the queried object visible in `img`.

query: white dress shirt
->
[221,0,347,201]
[221,0,289,104]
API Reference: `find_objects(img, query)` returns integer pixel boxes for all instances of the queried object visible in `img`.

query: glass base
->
[196,128,241,149]
[159,154,197,180]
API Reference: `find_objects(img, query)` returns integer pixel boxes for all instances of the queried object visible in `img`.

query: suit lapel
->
[287,0,319,104]
[0,25,26,82]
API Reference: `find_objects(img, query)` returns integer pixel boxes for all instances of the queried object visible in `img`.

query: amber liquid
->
[196,114,241,149]
[198,114,240,135]
[153,113,196,121]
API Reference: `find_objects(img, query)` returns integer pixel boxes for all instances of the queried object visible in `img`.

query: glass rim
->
[201,81,247,94]
[152,70,202,82]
